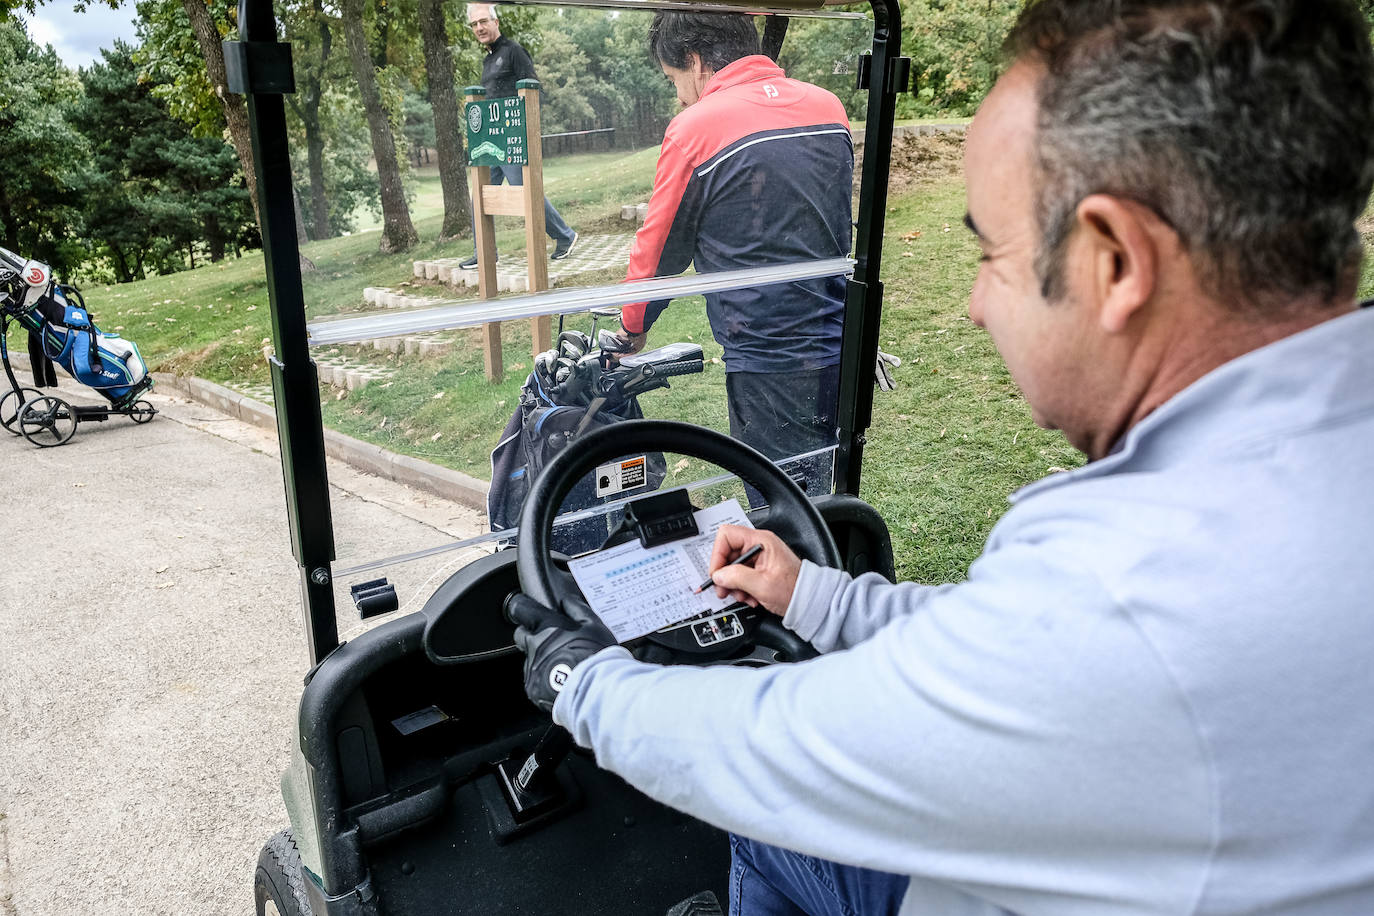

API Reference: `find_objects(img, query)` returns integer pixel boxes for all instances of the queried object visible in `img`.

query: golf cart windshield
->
[301,6,879,638]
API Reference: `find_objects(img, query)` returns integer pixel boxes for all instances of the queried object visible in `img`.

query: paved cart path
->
[0,376,486,915]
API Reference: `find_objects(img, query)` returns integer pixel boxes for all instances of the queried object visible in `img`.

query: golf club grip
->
[655,359,704,378]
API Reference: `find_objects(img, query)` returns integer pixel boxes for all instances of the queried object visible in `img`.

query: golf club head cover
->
[506,592,617,713]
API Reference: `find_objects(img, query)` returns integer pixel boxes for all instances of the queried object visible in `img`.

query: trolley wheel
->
[18,395,77,447]
[128,400,156,424]
[254,829,314,916]
[1,387,43,435]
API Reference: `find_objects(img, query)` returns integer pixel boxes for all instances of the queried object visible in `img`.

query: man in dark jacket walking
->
[461,3,578,269]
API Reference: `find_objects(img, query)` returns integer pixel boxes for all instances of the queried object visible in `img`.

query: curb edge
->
[150,371,490,511]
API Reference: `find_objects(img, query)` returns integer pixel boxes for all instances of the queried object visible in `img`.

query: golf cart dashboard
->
[420,547,767,666]
[419,489,898,674]
[420,551,526,665]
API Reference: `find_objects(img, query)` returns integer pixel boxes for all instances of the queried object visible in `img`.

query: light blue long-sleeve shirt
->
[555,305,1374,915]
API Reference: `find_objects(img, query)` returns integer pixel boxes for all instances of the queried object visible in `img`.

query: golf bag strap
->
[86,326,103,373]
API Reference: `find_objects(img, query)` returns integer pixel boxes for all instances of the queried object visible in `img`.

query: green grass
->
[15,149,1374,586]
[352,146,660,236]
[857,179,1083,582]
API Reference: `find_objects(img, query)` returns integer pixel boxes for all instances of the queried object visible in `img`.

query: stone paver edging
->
[151,372,490,511]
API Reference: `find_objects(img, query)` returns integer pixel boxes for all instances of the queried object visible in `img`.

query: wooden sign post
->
[463,80,553,382]
[517,79,552,361]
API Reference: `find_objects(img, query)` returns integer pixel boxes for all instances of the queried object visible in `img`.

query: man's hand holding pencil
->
[703,525,803,615]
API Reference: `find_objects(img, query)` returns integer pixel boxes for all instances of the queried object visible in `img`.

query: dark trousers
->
[471,163,575,246]
[726,364,840,504]
[725,364,840,463]
[728,835,910,916]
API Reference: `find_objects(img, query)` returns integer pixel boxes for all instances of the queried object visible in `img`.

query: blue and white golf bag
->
[0,247,152,408]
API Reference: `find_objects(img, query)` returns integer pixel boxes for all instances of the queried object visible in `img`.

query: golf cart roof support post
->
[834,0,902,496]
[231,0,340,666]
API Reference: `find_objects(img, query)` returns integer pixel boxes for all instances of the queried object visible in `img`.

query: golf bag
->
[0,247,152,408]
[488,332,703,555]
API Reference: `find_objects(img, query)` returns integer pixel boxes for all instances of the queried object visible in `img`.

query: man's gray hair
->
[468,2,498,20]
[1008,0,1374,313]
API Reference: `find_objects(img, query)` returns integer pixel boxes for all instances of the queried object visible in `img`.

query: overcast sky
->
[18,1,141,70]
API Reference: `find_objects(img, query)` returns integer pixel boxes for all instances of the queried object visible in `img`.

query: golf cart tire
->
[256,829,314,916]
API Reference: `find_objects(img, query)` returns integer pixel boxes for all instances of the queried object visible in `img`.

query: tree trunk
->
[0,193,19,251]
[110,246,132,284]
[289,84,332,240]
[293,184,309,244]
[206,212,227,262]
[305,119,329,238]
[304,0,333,239]
[341,0,419,253]
[418,0,472,242]
[182,0,260,229]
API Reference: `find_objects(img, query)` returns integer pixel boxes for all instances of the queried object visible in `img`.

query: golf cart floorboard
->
[363,750,729,914]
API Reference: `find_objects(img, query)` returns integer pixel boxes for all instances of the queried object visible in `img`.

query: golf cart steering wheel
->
[516,419,839,662]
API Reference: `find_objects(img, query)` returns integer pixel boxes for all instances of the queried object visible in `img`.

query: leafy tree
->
[534,27,599,134]
[134,0,263,226]
[134,0,221,135]
[288,80,379,238]
[1,0,116,15]
[776,16,870,121]
[72,40,179,280]
[281,0,343,239]
[400,80,434,166]
[417,0,471,239]
[899,0,1019,117]
[340,0,418,251]
[537,7,675,150]
[72,41,254,280]
[0,18,86,270]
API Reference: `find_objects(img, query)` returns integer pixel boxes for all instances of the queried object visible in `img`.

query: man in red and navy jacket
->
[613,12,854,463]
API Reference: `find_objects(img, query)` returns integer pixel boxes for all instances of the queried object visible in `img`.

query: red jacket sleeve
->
[621,135,699,335]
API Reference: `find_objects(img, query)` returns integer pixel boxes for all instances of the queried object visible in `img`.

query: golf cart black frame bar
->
[227,0,903,668]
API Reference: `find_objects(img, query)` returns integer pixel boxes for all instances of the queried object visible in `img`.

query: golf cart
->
[235,0,908,909]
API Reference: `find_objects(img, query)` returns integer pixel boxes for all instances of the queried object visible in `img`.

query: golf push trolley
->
[235,0,908,909]
[0,247,155,448]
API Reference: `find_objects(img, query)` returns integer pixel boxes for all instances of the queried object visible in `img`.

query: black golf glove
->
[506,593,617,713]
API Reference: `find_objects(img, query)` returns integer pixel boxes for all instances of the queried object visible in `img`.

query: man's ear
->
[1073,194,1162,334]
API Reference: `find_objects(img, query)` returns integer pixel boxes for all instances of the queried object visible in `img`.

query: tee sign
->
[465,97,529,167]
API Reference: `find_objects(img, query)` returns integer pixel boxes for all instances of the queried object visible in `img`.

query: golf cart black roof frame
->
[227,0,907,668]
